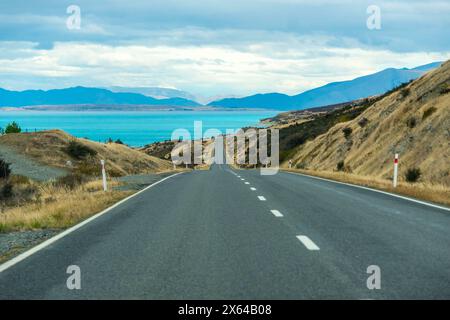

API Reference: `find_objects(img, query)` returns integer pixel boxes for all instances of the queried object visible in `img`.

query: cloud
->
[0,0,449,96]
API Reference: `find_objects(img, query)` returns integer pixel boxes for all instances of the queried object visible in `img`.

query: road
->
[0,164,449,299]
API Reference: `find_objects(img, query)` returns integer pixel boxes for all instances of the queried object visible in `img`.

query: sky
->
[0,0,449,101]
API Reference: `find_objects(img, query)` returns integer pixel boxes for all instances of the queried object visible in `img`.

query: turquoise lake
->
[0,111,277,147]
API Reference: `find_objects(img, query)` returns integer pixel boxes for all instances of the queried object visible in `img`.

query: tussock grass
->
[283,168,450,207]
[0,179,133,232]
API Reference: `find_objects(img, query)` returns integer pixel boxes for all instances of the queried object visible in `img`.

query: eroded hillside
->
[288,61,450,186]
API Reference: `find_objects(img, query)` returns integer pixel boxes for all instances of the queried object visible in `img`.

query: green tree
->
[5,121,21,134]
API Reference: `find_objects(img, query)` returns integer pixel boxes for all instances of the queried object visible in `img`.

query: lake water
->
[0,111,277,146]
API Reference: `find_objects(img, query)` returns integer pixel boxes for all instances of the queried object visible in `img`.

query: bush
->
[336,160,345,171]
[54,173,86,190]
[406,117,417,128]
[358,117,369,128]
[0,183,14,201]
[422,107,437,120]
[5,121,21,134]
[405,167,421,183]
[342,127,353,139]
[0,158,11,180]
[400,88,410,98]
[115,139,124,145]
[65,140,97,159]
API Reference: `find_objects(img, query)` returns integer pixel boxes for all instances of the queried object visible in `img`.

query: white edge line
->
[270,210,283,217]
[296,235,320,250]
[0,172,183,273]
[284,170,450,212]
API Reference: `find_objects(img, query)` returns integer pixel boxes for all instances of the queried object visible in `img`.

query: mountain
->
[108,86,197,101]
[208,62,442,110]
[286,60,450,186]
[0,86,202,108]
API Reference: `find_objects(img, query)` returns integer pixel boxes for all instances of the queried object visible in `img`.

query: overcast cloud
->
[0,0,449,99]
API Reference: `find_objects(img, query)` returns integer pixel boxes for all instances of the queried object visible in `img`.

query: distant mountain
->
[208,62,442,110]
[108,86,197,101]
[0,86,202,108]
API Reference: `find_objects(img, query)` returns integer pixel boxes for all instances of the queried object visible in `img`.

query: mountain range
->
[208,62,442,110]
[0,86,201,108]
[0,62,441,110]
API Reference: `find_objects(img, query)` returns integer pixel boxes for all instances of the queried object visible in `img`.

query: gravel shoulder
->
[0,144,67,181]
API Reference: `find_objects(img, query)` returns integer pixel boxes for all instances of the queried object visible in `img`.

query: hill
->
[0,130,172,178]
[208,62,442,110]
[284,60,450,186]
[0,86,201,108]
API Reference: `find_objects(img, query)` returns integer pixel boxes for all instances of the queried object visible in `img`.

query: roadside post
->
[289,159,292,169]
[101,159,108,191]
[393,153,399,188]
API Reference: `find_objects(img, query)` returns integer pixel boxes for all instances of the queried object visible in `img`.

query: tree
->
[5,121,21,134]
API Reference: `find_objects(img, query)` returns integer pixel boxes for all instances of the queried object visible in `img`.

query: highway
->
[0,164,449,299]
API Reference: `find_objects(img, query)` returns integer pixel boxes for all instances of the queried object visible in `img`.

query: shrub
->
[0,182,14,201]
[65,140,97,159]
[422,107,437,120]
[54,173,86,190]
[115,139,124,145]
[358,117,369,128]
[0,158,11,180]
[342,127,353,139]
[5,121,21,134]
[406,117,417,128]
[405,167,421,183]
[336,160,345,171]
[400,88,410,98]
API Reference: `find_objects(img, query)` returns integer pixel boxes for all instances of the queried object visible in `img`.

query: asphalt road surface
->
[1,165,449,299]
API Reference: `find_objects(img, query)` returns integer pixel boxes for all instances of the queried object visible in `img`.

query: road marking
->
[245,182,250,185]
[270,210,283,217]
[241,178,245,181]
[296,235,320,250]
[0,172,184,273]
[284,170,450,212]
[237,176,241,178]
[258,196,266,201]
[250,187,257,191]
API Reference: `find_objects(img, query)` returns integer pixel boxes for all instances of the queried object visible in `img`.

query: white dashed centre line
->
[241,178,245,181]
[258,196,266,201]
[270,210,283,217]
[296,235,320,251]
[245,182,250,185]
[250,187,256,191]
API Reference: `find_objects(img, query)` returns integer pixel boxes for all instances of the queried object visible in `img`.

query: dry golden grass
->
[0,179,133,232]
[283,168,450,207]
[0,129,172,176]
[288,60,450,187]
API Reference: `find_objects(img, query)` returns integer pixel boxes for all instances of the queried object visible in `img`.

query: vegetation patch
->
[65,140,98,159]
[405,167,421,183]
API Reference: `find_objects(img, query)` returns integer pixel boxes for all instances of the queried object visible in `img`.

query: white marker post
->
[101,160,107,192]
[393,153,399,188]
[289,159,292,169]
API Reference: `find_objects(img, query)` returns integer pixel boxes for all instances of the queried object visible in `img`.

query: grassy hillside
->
[285,60,450,187]
[0,129,172,178]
